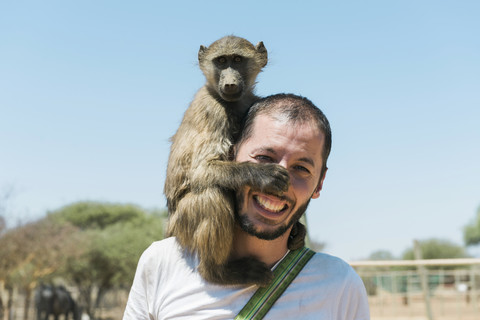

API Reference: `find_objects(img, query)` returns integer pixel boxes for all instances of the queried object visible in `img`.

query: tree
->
[402,238,469,272]
[368,250,396,261]
[0,185,14,234]
[49,201,165,319]
[403,238,469,261]
[464,206,480,246]
[0,217,80,320]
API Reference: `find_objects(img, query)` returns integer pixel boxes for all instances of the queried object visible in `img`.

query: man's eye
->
[294,165,311,174]
[254,155,273,162]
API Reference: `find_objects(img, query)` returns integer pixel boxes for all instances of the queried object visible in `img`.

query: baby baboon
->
[164,36,305,286]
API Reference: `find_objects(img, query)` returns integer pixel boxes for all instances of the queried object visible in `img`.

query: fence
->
[352,258,480,320]
[3,259,480,320]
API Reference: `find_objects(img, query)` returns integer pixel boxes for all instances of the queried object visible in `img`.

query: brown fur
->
[164,36,305,286]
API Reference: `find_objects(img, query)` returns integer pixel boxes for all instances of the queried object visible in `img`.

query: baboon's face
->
[198,36,267,102]
[235,114,326,240]
[210,54,250,101]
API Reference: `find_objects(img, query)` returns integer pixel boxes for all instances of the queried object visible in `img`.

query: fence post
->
[471,267,479,311]
[414,240,434,320]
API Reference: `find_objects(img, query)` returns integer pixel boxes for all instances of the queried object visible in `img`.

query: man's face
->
[235,114,326,240]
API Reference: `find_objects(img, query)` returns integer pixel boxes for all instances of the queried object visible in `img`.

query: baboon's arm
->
[191,160,289,195]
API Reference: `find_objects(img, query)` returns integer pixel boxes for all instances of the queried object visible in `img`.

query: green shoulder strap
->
[235,247,315,320]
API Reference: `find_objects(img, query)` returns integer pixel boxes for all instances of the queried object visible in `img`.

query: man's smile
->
[253,193,290,214]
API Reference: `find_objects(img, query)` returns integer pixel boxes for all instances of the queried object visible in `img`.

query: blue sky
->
[1,1,479,261]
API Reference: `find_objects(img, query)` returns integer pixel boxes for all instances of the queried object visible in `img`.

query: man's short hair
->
[236,93,332,177]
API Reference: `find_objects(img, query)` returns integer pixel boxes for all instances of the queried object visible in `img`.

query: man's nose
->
[278,160,291,175]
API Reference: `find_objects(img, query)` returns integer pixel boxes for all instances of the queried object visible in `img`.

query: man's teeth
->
[254,195,286,212]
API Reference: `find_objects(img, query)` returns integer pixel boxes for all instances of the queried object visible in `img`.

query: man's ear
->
[311,168,328,199]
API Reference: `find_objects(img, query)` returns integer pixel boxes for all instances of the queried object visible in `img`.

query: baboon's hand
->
[248,163,289,195]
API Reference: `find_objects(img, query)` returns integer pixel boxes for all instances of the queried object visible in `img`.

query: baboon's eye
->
[233,56,242,63]
[217,57,227,64]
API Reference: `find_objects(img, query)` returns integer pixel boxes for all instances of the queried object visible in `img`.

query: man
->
[124,94,370,319]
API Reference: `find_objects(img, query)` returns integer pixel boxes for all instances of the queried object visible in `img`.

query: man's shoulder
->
[138,237,185,265]
[268,250,370,318]
[304,251,360,280]
[291,250,368,299]
[310,251,351,267]
[143,236,178,254]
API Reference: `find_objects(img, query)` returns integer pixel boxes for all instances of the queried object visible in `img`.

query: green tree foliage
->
[464,206,480,246]
[48,201,165,319]
[402,238,469,261]
[50,201,151,230]
[368,250,396,261]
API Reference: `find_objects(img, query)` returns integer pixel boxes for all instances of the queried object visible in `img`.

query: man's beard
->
[235,190,310,241]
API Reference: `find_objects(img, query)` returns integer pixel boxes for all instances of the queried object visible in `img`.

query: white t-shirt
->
[123,237,370,320]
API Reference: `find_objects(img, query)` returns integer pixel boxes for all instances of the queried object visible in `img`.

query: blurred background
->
[1,1,479,319]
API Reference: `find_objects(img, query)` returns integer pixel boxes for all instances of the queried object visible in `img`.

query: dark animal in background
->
[164,35,306,286]
[35,284,79,320]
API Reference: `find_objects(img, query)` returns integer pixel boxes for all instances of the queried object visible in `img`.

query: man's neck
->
[231,226,292,269]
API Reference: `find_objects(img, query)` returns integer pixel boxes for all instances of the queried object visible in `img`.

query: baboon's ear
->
[198,45,207,62]
[255,41,266,53]
[255,42,268,68]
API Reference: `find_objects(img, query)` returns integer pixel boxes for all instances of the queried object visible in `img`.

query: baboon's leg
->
[168,187,234,266]
[168,188,274,286]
